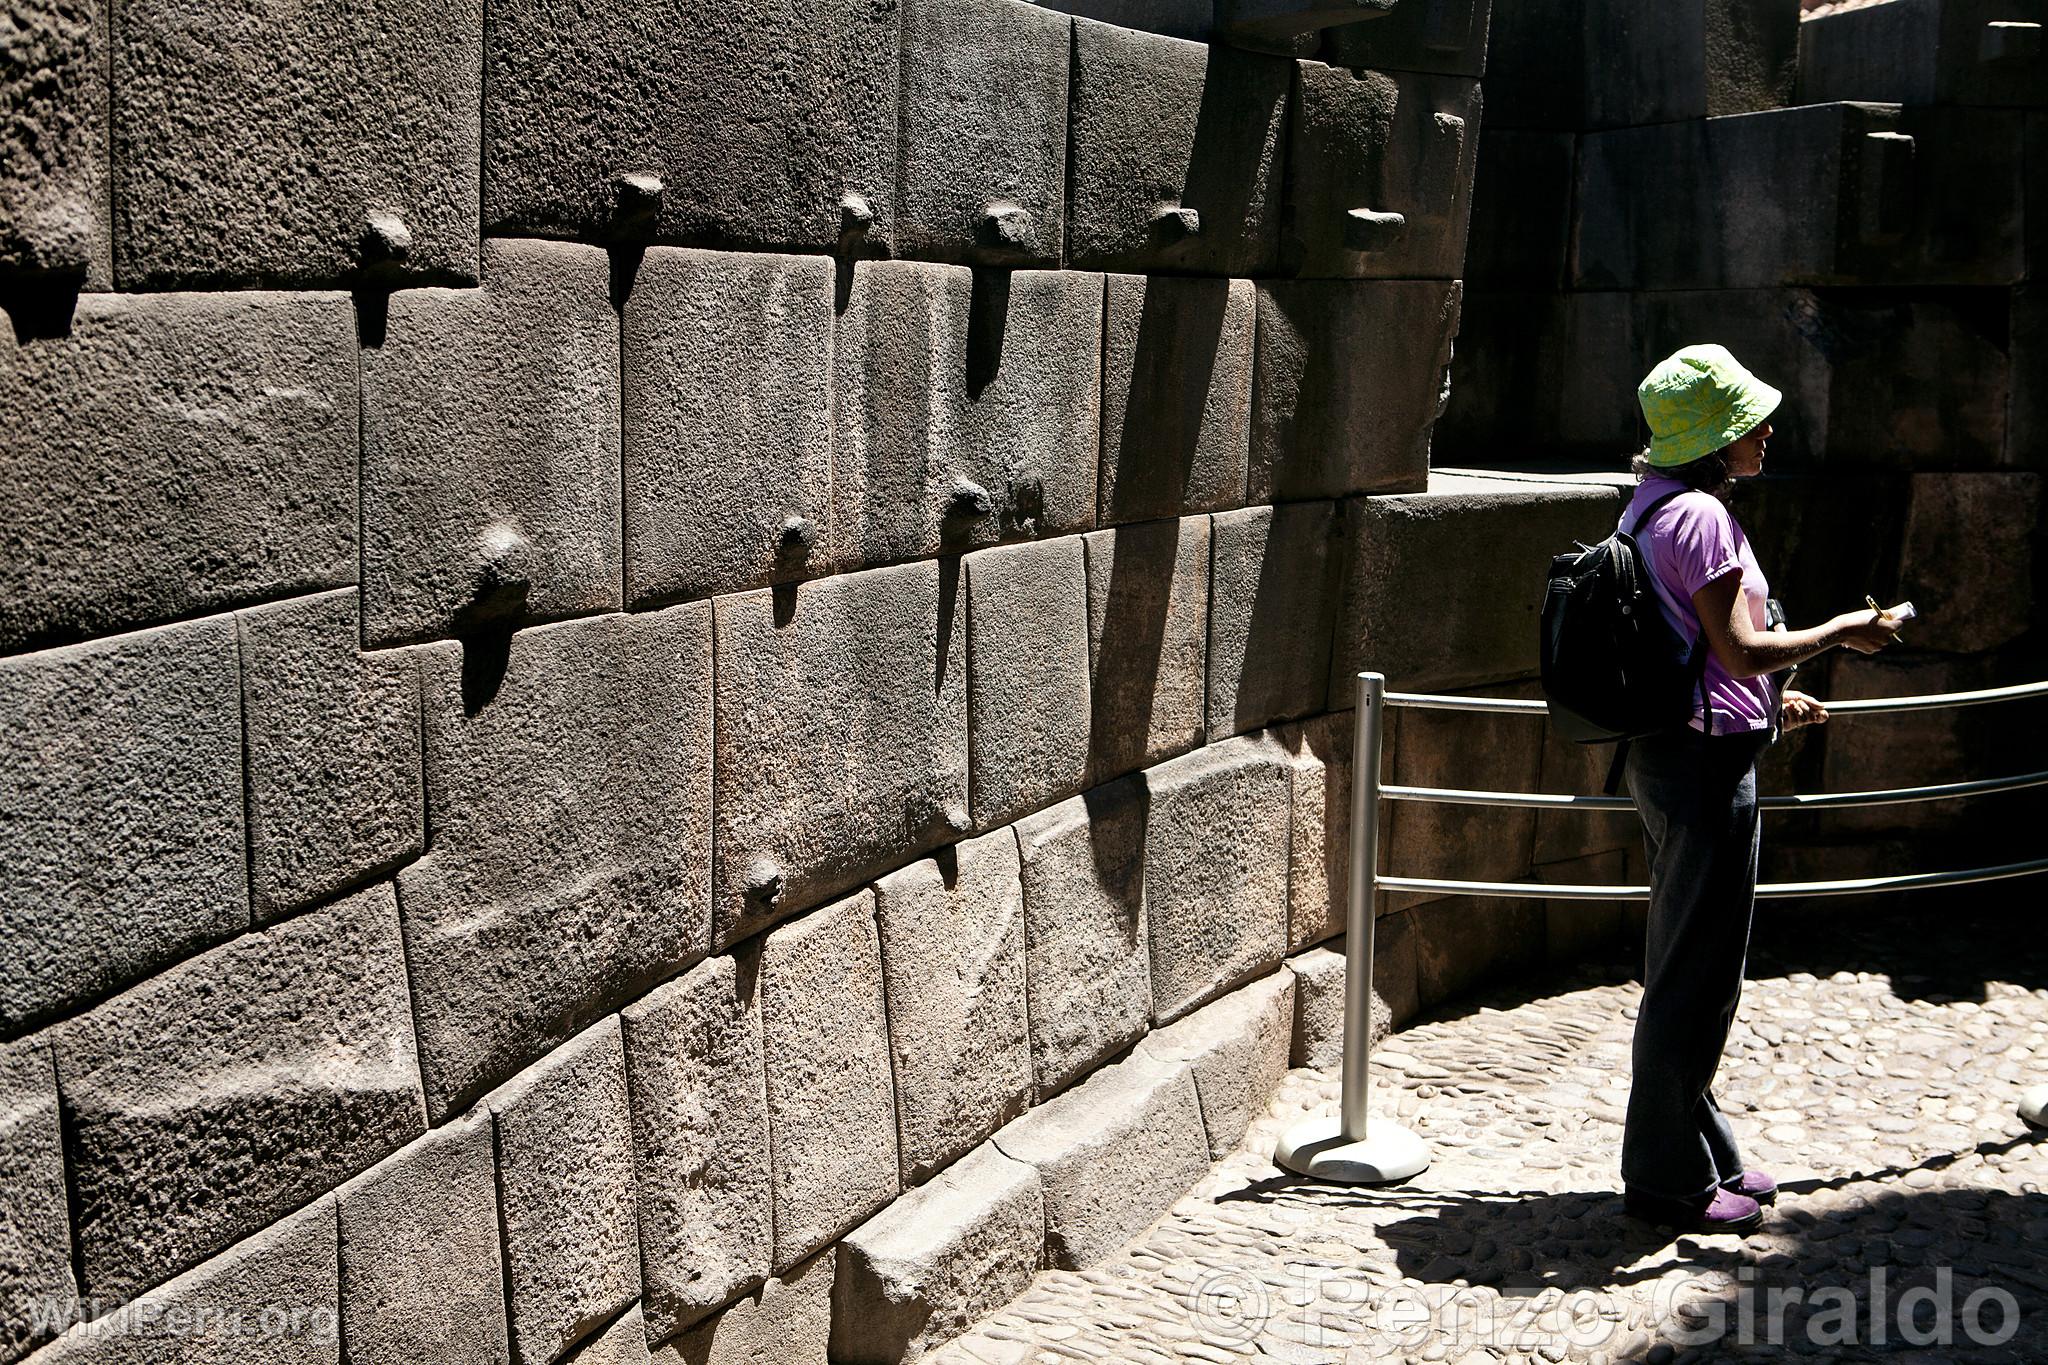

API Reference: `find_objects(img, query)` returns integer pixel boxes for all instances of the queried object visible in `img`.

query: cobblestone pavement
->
[934,904,2048,1364]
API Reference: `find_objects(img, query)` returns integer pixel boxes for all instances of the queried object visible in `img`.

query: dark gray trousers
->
[1621,727,1771,1199]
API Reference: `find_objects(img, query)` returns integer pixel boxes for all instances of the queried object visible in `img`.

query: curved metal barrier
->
[1275,672,2048,1184]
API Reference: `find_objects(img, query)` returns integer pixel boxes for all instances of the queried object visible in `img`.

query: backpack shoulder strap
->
[1628,487,1690,537]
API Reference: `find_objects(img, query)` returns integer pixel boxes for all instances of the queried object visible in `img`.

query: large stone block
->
[484,0,898,252]
[400,605,713,1120]
[484,1019,639,1365]
[622,249,835,607]
[1013,781,1153,1096]
[0,618,243,1035]
[896,0,1067,266]
[621,954,771,1342]
[1140,970,1295,1158]
[1067,22,1291,275]
[964,537,1093,830]
[1433,290,1638,465]
[336,1119,507,1365]
[654,1250,833,1365]
[1410,895,1544,1010]
[1098,275,1254,526]
[1329,474,1627,694]
[1462,130,1574,290]
[0,292,356,653]
[1215,0,1394,46]
[0,0,107,288]
[0,1038,72,1363]
[831,1143,1043,1365]
[361,238,620,647]
[1081,517,1210,784]
[873,832,1033,1185]
[1249,279,1460,500]
[1895,474,2042,653]
[28,1198,337,1365]
[237,591,423,922]
[2015,284,2047,470]
[991,1051,1209,1269]
[1279,711,1353,951]
[55,883,422,1305]
[1285,934,1405,1067]
[109,0,478,288]
[1282,63,1481,280]
[1483,0,1796,130]
[1143,734,1294,1022]
[1319,0,1491,77]
[1207,502,1340,737]
[831,262,1101,568]
[1021,0,1209,40]
[760,893,900,1271]
[569,1305,651,1365]
[713,561,967,946]
[1798,0,2046,108]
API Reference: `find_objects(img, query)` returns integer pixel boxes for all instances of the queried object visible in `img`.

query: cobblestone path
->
[934,905,2048,1364]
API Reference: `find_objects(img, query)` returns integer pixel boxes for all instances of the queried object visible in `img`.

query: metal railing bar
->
[1383,768,2048,812]
[1383,679,2048,717]
[1379,856,2048,902]
[1384,692,1550,713]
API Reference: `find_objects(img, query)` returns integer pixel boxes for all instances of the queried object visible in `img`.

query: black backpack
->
[1539,489,1712,761]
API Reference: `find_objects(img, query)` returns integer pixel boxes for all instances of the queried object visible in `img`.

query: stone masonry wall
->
[1,1,1651,1363]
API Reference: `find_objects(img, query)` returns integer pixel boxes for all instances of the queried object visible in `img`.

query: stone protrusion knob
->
[947,478,994,522]
[612,173,665,235]
[1857,131,1916,244]
[1150,204,1201,245]
[977,202,1037,255]
[778,515,819,559]
[1343,208,1408,252]
[360,212,413,268]
[1981,20,2043,62]
[745,857,786,907]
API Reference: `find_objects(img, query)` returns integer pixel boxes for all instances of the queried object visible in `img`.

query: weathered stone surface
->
[0,291,356,653]
[1533,712,1640,867]
[873,833,1033,1186]
[1279,711,1353,951]
[1534,852,1630,965]
[401,605,713,1120]
[1798,0,2047,109]
[1434,290,1639,465]
[237,590,423,922]
[1,0,107,287]
[1462,130,1574,289]
[109,0,478,287]
[1215,0,1394,45]
[1896,473,2041,653]
[2016,283,2047,470]
[1374,910,1420,1027]
[621,954,770,1342]
[567,1305,651,1365]
[1250,280,1460,501]
[1319,0,1491,77]
[1021,0,1209,39]
[1013,782,1153,1096]
[1283,64,1480,280]
[1329,474,1626,694]
[1387,685,1542,910]
[0,1038,72,1362]
[1143,734,1294,1022]
[831,1143,1043,1365]
[1410,895,1544,1011]
[964,538,1093,830]
[1284,941,1396,1069]
[485,1018,639,1365]
[30,1198,338,1365]
[1081,518,1210,783]
[991,1051,1208,1269]
[622,249,835,606]
[831,262,1101,568]
[1068,22,1291,275]
[360,238,621,647]
[0,618,243,1036]
[484,0,898,252]
[1098,275,1253,525]
[896,0,1068,266]
[760,893,900,1270]
[1207,502,1340,737]
[336,1119,506,1365]
[56,883,422,1304]
[1141,970,1295,1158]
[654,1250,833,1365]
[713,561,967,947]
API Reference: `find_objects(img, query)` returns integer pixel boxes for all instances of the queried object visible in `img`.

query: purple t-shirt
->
[1621,476,1777,735]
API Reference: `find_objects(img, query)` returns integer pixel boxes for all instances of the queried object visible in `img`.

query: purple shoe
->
[1624,1185,1764,1234]
[1721,1169,1777,1205]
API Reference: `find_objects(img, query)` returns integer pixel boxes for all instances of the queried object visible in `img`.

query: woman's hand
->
[1781,689,1828,730]
[1831,609,1904,654]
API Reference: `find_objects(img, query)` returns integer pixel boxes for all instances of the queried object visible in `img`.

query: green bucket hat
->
[1636,343,1782,469]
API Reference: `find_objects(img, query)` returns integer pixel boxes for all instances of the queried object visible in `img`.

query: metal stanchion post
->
[1274,672,1431,1183]
[2020,1087,2048,1130]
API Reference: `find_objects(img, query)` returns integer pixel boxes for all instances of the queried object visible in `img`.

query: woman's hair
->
[1630,448,1734,498]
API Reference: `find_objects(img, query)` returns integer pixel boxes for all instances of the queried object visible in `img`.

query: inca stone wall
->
[6,0,1724,1362]
[1440,0,2048,888]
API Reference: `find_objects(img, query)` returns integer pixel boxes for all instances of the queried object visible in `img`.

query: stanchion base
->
[1275,1115,1430,1184]
[2020,1085,2048,1130]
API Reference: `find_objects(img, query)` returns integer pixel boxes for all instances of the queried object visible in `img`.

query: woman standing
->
[1620,345,1901,1233]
